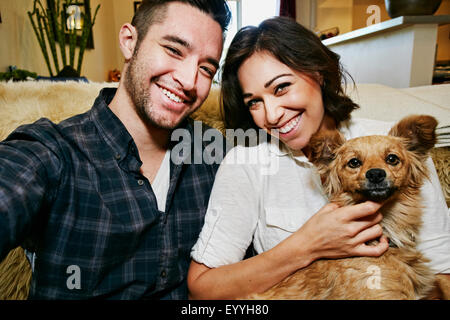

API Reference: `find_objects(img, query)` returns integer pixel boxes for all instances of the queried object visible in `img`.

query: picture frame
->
[47,0,95,49]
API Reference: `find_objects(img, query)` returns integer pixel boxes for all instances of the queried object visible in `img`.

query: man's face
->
[124,2,223,130]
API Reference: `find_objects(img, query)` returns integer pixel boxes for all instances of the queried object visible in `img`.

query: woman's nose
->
[264,102,284,126]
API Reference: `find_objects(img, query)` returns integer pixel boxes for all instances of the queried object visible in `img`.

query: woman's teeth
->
[279,115,300,134]
[161,87,183,103]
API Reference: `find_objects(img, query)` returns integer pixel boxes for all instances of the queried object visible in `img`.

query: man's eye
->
[200,66,215,78]
[386,154,400,166]
[165,46,182,56]
[347,158,362,168]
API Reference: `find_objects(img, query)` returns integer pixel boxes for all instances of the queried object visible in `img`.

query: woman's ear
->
[119,23,138,61]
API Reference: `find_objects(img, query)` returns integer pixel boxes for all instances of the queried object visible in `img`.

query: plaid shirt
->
[0,88,222,299]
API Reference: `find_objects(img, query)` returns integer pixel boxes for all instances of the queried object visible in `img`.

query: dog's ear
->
[388,115,437,154]
[308,130,345,166]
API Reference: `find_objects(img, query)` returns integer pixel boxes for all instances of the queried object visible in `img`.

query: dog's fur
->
[249,115,439,300]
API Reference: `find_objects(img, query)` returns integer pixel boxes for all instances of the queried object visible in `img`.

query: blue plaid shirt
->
[0,88,222,299]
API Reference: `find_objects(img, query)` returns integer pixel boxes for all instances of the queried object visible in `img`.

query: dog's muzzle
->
[358,168,397,202]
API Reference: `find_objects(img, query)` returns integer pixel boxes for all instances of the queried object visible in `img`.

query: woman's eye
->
[246,99,260,109]
[274,83,290,95]
[386,154,400,166]
[347,158,362,168]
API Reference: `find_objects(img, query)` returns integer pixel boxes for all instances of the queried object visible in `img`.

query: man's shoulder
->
[3,110,93,152]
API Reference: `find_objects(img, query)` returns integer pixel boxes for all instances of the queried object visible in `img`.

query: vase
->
[384,0,442,18]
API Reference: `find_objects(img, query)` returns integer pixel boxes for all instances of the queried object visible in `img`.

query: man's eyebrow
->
[162,35,191,49]
[264,73,293,88]
[162,35,219,70]
[206,57,220,70]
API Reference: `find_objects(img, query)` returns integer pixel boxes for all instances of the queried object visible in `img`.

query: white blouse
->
[191,118,450,273]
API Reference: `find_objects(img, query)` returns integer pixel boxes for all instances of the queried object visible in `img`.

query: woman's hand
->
[295,201,389,264]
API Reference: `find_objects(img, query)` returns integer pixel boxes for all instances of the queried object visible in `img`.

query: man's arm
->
[0,138,60,261]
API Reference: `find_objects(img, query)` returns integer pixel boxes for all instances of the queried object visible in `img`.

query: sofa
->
[0,80,449,300]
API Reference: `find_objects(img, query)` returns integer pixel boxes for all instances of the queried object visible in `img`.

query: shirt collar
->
[267,137,310,163]
[90,88,136,162]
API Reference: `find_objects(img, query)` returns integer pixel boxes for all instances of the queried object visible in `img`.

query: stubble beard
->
[124,52,185,131]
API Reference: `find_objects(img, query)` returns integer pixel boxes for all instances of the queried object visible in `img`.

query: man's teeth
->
[279,115,300,134]
[161,87,183,103]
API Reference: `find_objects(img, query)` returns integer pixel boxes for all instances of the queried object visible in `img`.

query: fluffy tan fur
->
[249,115,439,300]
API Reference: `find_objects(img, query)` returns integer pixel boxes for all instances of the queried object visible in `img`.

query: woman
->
[187,17,449,299]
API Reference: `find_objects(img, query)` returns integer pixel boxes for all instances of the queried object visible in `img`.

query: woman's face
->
[238,51,325,152]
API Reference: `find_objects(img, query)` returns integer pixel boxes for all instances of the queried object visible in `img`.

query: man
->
[0,0,230,299]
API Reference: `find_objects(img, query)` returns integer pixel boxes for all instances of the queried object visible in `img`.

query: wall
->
[315,0,353,35]
[351,0,390,30]
[1,0,448,81]
[0,0,136,82]
[436,0,450,61]
[111,0,137,72]
[351,0,449,61]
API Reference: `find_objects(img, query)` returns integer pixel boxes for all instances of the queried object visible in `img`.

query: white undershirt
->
[151,149,171,212]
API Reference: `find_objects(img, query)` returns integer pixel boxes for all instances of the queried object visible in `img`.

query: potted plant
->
[28,0,100,79]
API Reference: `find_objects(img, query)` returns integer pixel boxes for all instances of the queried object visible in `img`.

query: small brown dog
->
[250,115,440,299]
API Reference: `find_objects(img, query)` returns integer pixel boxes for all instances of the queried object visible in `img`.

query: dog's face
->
[309,115,437,204]
[332,135,412,202]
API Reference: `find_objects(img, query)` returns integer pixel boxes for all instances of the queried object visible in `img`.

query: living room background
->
[0,0,449,82]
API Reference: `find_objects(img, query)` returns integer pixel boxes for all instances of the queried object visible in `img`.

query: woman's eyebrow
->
[264,73,293,88]
[242,74,294,99]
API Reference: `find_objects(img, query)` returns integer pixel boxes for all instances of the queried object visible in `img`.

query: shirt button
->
[137,179,144,186]
[115,154,121,160]
[161,270,167,278]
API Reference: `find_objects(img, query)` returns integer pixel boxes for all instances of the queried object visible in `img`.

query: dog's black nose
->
[366,168,386,183]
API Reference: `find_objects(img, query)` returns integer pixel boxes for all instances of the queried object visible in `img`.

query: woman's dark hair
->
[221,16,359,131]
[131,0,231,52]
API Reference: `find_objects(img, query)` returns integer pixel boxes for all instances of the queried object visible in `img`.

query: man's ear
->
[388,115,438,154]
[119,23,138,61]
[308,130,345,166]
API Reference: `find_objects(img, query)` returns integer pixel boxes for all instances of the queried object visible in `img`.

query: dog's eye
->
[347,158,362,168]
[386,154,400,166]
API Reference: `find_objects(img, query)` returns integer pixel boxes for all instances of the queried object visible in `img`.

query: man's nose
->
[173,59,197,92]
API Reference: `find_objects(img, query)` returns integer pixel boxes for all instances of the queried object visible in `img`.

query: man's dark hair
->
[131,0,231,51]
[221,16,359,131]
